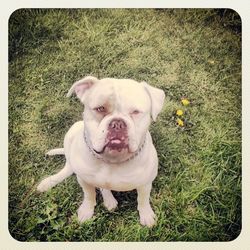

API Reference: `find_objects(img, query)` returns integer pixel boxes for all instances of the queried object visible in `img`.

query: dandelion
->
[176,118,184,127]
[176,109,183,116]
[208,59,215,64]
[181,98,190,106]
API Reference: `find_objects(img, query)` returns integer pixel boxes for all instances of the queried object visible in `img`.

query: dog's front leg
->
[77,176,96,222]
[100,188,118,211]
[137,183,156,227]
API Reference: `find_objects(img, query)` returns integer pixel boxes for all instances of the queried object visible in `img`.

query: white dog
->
[37,76,165,227]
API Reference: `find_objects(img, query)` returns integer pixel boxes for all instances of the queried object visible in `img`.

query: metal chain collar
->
[83,130,146,164]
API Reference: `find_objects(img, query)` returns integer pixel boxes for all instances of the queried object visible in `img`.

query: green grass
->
[8,9,241,241]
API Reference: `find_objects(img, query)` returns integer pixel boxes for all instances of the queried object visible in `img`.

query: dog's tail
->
[46,148,65,156]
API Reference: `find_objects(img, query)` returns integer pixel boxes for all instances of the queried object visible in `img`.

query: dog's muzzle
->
[105,119,129,151]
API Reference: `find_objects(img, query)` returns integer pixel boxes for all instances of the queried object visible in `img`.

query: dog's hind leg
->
[37,162,73,192]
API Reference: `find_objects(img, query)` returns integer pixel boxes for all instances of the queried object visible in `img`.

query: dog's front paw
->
[37,177,54,192]
[77,202,95,223]
[103,196,118,211]
[138,205,156,228]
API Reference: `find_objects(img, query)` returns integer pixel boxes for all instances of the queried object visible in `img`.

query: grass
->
[8,9,241,241]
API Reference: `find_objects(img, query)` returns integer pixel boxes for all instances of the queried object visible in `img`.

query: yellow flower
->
[176,109,183,116]
[176,118,184,127]
[208,59,215,64]
[181,98,190,106]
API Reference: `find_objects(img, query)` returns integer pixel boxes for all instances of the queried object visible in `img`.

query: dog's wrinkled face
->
[67,77,165,163]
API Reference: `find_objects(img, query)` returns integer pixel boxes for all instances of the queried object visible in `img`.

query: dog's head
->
[67,76,165,163]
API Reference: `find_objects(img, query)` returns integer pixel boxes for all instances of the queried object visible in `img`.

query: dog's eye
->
[94,106,106,113]
[131,110,140,115]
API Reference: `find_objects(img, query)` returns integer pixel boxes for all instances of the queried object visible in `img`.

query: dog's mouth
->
[94,138,129,155]
[106,138,129,151]
[93,123,131,154]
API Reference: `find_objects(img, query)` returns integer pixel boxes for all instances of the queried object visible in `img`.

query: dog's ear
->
[66,76,98,103]
[143,82,165,121]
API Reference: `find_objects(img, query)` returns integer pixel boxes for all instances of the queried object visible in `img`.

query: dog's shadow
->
[96,189,138,213]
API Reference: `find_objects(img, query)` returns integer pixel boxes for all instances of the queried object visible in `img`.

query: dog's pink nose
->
[109,119,127,131]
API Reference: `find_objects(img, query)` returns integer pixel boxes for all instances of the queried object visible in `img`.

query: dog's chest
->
[73,160,154,191]
[93,167,133,190]
[83,164,144,191]
[69,131,157,191]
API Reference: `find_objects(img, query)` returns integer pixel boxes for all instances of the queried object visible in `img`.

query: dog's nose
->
[109,119,127,131]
